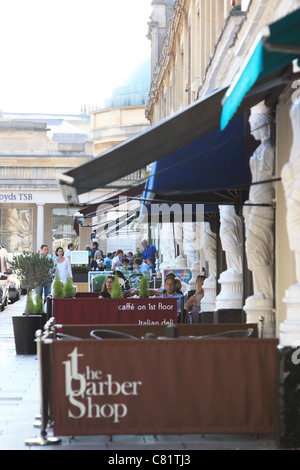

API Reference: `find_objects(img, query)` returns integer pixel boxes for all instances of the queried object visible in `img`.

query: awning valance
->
[221,8,300,130]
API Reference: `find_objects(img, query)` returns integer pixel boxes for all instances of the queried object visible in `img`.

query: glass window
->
[0,208,33,254]
[52,208,78,253]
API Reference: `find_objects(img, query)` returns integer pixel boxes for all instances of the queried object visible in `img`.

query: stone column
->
[280,98,300,345]
[36,202,45,252]
[243,103,275,337]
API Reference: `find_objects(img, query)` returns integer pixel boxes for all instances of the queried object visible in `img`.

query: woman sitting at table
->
[90,250,104,271]
[98,275,114,298]
[184,275,205,312]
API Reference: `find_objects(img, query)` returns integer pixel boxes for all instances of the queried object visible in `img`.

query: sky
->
[0,0,152,115]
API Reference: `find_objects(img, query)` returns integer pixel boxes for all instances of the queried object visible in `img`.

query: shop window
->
[0,208,33,254]
[52,208,78,253]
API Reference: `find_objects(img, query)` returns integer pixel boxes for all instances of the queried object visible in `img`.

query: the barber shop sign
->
[63,347,142,424]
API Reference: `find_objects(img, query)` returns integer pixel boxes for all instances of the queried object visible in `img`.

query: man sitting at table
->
[132,257,150,271]
[158,276,186,310]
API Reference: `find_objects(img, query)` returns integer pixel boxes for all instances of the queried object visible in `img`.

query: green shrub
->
[10,252,54,315]
[63,276,76,298]
[139,275,149,297]
[34,292,44,313]
[28,290,44,314]
[53,274,64,298]
[110,276,124,298]
[93,274,107,292]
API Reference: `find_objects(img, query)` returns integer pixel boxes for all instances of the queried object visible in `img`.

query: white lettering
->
[63,347,142,423]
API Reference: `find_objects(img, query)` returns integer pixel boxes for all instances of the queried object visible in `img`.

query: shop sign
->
[0,192,33,202]
[52,298,178,325]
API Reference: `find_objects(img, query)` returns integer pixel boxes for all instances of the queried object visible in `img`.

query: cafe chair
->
[199,329,254,339]
[56,333,82,340]
[90,329,138,340]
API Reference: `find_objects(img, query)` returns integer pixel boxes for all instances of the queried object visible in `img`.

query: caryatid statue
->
[280,97,300,345]
[243,103,275,302]
[282,98,300,285]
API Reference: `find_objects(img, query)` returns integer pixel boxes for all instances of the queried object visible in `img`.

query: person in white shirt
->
[53,247,72,284]
[112,249,124,270]
[64,243,75,261]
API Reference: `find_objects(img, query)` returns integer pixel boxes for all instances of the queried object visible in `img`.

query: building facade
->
[87,59,151,255]
[0,113,95,257]
[145,0,300,339]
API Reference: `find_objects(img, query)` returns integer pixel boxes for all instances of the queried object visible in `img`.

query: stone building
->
[0,112,94,256]
[58,0,300,343]
[144,0,300,340]
[78,59,151,256]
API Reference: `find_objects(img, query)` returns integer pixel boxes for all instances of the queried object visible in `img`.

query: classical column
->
[280,98,300,345]
[36,202,45,252]
[243,103,275,338]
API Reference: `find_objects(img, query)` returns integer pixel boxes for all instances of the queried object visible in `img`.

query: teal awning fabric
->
[221,8,300,130]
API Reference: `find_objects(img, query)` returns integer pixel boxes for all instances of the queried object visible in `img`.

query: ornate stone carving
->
[280,98,300,345]
[244,103,275,302]
[216,205,243,310]
[243,103,275,337]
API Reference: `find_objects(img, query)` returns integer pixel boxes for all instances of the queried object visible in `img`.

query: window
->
[52,208,78,253]
[0,208,33,254]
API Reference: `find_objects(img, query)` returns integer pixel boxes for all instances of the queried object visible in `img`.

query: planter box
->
[12,314,46,355]
[52,297,178,325]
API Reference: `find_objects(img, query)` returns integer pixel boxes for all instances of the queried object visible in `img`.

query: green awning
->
[221,8,300,130]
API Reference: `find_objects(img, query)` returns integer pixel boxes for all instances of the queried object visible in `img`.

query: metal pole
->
[25,329,61,446]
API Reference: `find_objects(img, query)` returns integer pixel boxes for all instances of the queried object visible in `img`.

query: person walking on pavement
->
[38,244,53,302]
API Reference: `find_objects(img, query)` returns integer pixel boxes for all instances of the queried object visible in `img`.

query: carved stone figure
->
[280,98,300,345]
[219,205,243,274]
[244,103,275,302]
[282,99,300,285]
[216,205,243,310]
[203,222,217,277]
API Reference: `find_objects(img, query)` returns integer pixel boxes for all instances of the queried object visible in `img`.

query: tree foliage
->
[10,252,54,314]
[63,276,76,298]
[110,276,124,298]
[53,274,64,298]
[139,275,149,297]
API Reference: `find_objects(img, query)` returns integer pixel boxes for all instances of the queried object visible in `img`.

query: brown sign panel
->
[52,298,178,325]
[52,338,278,436]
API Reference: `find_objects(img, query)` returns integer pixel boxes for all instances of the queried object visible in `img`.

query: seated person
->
[126,251,134,268]
[184,275,205,312]
[146,257,156,274]
[132,257,150,271]
[98,275,114,298]
[90,250,104,271]
[158,276,186,310]
[112,249,124,270]
[121,257,131,271]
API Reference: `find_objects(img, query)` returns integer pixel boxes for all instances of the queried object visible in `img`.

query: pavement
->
[0,296,282,452]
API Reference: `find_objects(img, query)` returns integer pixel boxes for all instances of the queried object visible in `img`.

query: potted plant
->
[53,274,64,298]
[110,276,124,298]
[10,252,54,355]
[28,291,44,313]
[139,275,149,298]
[63,275,76,298]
